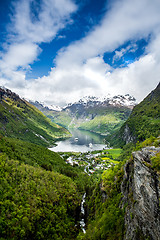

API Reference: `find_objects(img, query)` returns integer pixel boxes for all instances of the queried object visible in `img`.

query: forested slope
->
[0,87,70,146]
[0,137,92,240]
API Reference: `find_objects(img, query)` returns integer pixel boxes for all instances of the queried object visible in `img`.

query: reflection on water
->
[49,129,106,152]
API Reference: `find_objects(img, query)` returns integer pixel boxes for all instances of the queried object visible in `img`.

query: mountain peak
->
[65,94,136,110]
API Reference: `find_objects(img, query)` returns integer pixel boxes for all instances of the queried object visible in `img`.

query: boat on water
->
[89,143,93,148]
[74,138,78,141]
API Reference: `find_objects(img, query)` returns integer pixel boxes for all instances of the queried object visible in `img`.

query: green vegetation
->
[77,163,125,240]
[151,152,160,171]
[42,104,131,136]
[0,85,160,240]
[0,137,93,239]
[123,84,160,142]
[0,90,71,146]
[107,83,160,147]
[45,110,72,128]
[0,154,79,240]
[105,148,122,159]
[78,114,124,135]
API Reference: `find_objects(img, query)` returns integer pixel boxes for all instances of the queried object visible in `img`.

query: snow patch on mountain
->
[65,94,136,109]
[42,103,62,111]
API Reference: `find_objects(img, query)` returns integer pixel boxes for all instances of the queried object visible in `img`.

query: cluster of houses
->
[62,151,113,175]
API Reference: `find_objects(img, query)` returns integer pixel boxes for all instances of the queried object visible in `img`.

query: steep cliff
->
[122,146,160,240]
[121,83,160,144]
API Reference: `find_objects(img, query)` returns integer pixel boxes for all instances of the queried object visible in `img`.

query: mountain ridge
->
[31,94,136,136]
[0,87,71,146]
[121,82,160,144]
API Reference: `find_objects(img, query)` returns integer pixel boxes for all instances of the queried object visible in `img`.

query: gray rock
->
[122,124,136,144]
[122,147,160,240]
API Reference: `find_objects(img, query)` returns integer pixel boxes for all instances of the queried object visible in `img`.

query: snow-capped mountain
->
[64,94,136,110]
[42,103,62,111]
[30,94,136,136]
[31,94,136,113]
[29,100,62,111]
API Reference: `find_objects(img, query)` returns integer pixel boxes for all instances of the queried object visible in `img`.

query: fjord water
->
[50,128,106,152]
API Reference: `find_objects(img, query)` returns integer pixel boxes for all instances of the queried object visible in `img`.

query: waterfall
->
[80,192,86,233]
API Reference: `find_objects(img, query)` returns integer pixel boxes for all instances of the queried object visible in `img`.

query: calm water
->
[49,129,107,152]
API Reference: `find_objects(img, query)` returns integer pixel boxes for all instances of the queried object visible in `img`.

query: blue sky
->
[0,0,160,106]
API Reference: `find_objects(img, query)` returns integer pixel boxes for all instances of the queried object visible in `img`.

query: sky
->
[0,0,160,106]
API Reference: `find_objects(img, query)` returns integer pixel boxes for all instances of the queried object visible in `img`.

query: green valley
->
[31,95,135,136]
[0,85,160,240]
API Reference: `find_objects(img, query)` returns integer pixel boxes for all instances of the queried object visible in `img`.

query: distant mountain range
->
[31,94,136,111]
[30,94,137,136]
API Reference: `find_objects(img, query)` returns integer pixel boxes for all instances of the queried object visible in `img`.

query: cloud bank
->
[1,0,160,106]
[0,0,77,89]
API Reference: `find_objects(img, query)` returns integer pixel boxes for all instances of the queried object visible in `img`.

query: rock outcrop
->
[122,147,160,240]
[122,124,136,144]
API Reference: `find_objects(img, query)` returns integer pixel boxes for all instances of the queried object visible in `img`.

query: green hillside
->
[78,113,125,135]
[122,83,160,141]
[45,106,132,136]
[0,88,71,146]
[0,137,92,240]
[108,83,160,146]
[44,110,72,128]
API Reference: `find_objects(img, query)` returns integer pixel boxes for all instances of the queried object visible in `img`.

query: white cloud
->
[22,50,160,105]
[10,0,77,43]
[0,0,77,87]
[56,0,160,68]
[103,54,160,101]
[1,0,160,105]
[1,42,40,71]
[31,0,160,105]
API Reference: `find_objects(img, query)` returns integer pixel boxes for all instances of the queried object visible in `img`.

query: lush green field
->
[106,148,122,159]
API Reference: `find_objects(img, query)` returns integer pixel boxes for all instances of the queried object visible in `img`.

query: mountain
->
[31,100,62,112]
[0,87,70,146]
[118,83,160,145]
[31,94,136,136]
[0,85,160,240]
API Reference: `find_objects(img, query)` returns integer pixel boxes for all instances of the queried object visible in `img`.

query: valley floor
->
[59,148,122,178]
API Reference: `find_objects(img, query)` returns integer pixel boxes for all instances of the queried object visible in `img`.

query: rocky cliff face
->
[122,147,160,240]
[122,124,136,144]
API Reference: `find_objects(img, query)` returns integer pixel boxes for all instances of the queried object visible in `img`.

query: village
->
[59,148,122,176]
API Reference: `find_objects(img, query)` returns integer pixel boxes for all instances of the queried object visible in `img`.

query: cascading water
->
[80,192,86,233]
